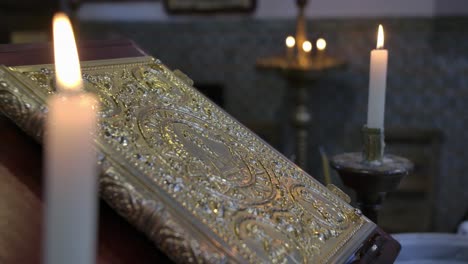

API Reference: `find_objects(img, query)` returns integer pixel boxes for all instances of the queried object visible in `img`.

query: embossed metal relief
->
[0,57,375,263]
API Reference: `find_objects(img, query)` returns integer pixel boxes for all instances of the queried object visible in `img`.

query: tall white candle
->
[44,13,98,264]
[285,35,296,61]
[316,38,327,52]
[316,38,327,61]
[367,25,388,130]
[300,40,312,65]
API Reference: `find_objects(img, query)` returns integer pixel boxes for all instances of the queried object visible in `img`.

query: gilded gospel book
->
[0,56,398,263]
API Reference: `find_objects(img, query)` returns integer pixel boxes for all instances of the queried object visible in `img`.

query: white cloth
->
[457,221,468,236]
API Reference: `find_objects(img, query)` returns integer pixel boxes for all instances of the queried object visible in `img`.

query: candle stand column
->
[330,127,413,223]
[256,0,346,172]
[290,77,311,169]
[256,63,344,172]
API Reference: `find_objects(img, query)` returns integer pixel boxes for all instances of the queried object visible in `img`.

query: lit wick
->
[316,38,327,51]
[302,40,312,53]
[377,24,384,49]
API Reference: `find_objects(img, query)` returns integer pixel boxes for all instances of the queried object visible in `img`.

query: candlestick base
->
[330,152,413,223]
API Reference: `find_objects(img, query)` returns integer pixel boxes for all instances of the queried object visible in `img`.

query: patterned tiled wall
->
[81,17,468,232]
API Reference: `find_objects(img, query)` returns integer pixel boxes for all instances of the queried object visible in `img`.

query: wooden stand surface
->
[0,40,171,263]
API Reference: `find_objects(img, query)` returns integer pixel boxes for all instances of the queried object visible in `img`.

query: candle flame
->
[302,41,312,52]
[377,24,384,49]
[53,13,82,92]
[316,38,326,51]
[286,36,295,48]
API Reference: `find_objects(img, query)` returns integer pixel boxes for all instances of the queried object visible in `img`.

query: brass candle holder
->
[330,126,413,223]
[362,126,385,163]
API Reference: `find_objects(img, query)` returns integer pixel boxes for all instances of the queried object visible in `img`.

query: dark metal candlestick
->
[291,78,311,168]
[256,0,345,171]
[330,127,413,223]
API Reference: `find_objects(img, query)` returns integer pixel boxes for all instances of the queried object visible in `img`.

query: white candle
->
[316,38,327,51]
[316,38,327,61]
[285,35,296,61]
[302,40,312,53]
[300,40,312,65]
[44,13,98,264]
[367,25,388,130]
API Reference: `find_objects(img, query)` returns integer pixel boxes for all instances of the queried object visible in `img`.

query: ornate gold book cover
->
[0,56,376,263]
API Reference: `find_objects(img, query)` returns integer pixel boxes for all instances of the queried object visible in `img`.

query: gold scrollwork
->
[0,57,374,263]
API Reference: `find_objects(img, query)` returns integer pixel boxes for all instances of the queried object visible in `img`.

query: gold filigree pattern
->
[99,165,229,264]
[0,67,45,141]
[0,57,375,263]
